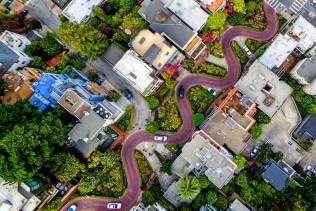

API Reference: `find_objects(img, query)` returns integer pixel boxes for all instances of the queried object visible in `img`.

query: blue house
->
[29,68,96,112]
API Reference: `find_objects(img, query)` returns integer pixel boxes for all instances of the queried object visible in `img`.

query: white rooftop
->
[62,0,102,23]
[260,16,316,70]
[167,0,209,31]
[113,50,157,94]
[235,60,292,117]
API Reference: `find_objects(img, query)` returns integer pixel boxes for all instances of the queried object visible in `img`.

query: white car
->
[250,146,260,157]
[307,165,316,174]
[154,135,168,142]
[67,205,77,211]
[107,203,122,209]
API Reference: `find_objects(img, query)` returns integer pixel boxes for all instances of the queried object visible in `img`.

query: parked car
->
[122,88,133,100]
[154,135,168,142]
[67,204,77,211]
[307,165,316,174]
[250,146,260,157]
[207,88,217,96]
[107,203,122,209]
[178,85,185,99]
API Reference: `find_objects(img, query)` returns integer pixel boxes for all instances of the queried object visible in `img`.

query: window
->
[139,37,146,45]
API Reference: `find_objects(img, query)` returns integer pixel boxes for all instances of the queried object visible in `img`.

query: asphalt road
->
[61,3,278,211]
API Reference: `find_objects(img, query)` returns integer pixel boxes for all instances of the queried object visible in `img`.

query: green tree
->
[192,113,205,127]
[192,193,206,210]
[233,155,247,170]
[119,0,135,13]
[122,12,148,30]
[43,197,61,211]
[39,33,63,56]
[181,58,195,71]
[206,190,217,205]
[250,123,262,140]
[57,22,109,59]
[231,0,246,14]
[86,70,99,82]
[49,153,86,183]
[145,121,159,134]
[306,105,316,114]
[214,196,228,210]
[178,176,201,200]
[145,96,160,110]
[106,90,121,102]
[304,178,316,203]
[165,144,181,154]
[160,159,173,175]
[198,175,211,189]
[78,174,98,194]
[255,110,271,124]
[236,174,248,189]
[30,56,43,68]
[202,11,227,33]
[256,143,273,163]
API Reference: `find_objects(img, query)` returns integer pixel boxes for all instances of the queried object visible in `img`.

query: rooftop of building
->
[139,0,196,49]
[0,41,20,72]
[163,181,192,207]
[235,60,292,117]
[113,50,158,93]
[62,0,102,23]
[103,44,125,67]
[259,16,316,70]
[261,159,290,191]
[294,114,316,141]
[201,109,251,154]
[199,0,226,14]
[52,0,71,8]
[295,52,316,83]
[229,199,250,211]
[166,0,209,31]
[172,131,237,189]
[68,108,107,157]
[132,30,180,70]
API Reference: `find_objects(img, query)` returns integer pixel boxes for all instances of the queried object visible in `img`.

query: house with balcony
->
[139,0,207,60]
[200,88,257,154]
[0,31,31,73]
[197,0,226,14]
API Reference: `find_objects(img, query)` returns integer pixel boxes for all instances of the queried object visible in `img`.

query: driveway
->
[61,3,279,211]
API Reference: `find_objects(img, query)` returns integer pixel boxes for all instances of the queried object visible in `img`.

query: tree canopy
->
[178,176,201,200]
[202,11,227,33]
[231,0,246,14]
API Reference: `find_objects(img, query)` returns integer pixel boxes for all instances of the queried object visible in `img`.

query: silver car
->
[154,135,168,142]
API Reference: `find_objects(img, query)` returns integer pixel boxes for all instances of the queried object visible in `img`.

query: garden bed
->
[192,62,227,77]
[231,41,248,70]
[115,105,135,134]
[135,150,152,185]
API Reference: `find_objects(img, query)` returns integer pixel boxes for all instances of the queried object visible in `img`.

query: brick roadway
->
[61,3,278,211]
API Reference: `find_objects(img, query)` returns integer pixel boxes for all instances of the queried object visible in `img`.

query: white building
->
[0,31,31,72]
[113,50,163,96]
[0,178,41,211]
[62,0,103,23]
[259,16,316,71]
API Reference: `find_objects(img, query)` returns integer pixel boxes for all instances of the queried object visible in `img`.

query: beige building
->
[172,131,237,189]
[113,50,163,96]
[132,30,184,70]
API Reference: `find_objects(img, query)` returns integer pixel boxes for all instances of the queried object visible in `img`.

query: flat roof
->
[201,110,250,154]
[167,0,209,31]
[260,16,316,70]
[294,114,316,140]
[235,60,292,117]
[132,30,180,70]
[113,50,157,93]
[62,0,102,23]
[172,131,237,189]
[229,199,250,211]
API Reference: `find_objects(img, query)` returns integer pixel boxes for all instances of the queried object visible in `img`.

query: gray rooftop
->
[294,114,316,141]
[296,53,316,83]
[301,0,316,27]
[143,44,161,64]
[68,109,107,157]
[103,43,125,67]
[261,159,290,191]
[139,0,195,48]
[0,41,19,72]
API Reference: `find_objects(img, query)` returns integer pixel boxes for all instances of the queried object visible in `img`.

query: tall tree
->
[178,176,201,200]
[231,0,246,14]
[57,22,109,59]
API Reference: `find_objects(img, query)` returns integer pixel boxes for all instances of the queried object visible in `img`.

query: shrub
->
[250,123,262,140]
[107,90,121,102]
[192,62,227,77]
[255,110,271,124]
[214,196,228,210]
[135,150,152,184]
[192,113,205,127]
[157,97,182,132]
[145,121,159,135]
[165,144,181,154]
[145,96,160,110]
[86,70,99,82]
[206,190,217,205]
[160,159,173,175]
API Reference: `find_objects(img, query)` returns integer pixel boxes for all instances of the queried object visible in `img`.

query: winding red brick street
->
[61,3,278,211]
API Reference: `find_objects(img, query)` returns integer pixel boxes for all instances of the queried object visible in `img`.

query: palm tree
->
[178,175,201,200]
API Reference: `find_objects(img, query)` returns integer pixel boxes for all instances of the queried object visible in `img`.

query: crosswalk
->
[266,0,308,14]
[289,0,307,14]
